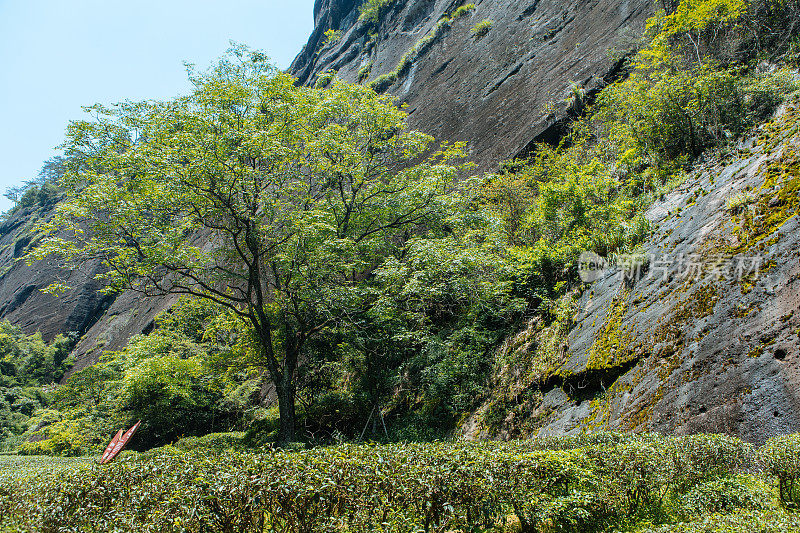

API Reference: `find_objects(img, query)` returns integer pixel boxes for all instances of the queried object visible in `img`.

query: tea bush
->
[644,510,800,532]
[3,433,799,532]
[679,475,773,517]
[760,433,800,508]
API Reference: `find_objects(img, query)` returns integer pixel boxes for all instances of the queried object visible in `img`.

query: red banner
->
[100,421,141,465]
[99,429,123,464]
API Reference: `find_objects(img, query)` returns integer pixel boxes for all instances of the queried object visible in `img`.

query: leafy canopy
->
[31,43,470,442]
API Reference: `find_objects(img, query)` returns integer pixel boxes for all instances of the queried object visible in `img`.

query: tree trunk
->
[276,375,296,444]
[249,310,299,445]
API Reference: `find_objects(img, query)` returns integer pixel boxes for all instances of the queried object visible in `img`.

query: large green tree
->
[33,45,467,443]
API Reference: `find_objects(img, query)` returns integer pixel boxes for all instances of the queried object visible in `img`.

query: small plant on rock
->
[471,19,493,38]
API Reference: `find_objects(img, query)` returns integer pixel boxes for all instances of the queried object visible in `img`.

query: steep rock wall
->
[0,203,175,374]
[464,102,800,444]
[0,204,113,345]
[291,0,652,170]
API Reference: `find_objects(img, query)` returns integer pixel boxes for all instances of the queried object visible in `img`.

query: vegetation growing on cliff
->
[471,19,493,38]
[2,157,66,218]
[476,0,799,435]
[367,4,479,93]
[358,0,405,26]
[0,0,798,454]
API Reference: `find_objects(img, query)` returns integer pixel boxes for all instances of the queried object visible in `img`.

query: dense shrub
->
[11,298,256,455]
[452,4,476,19]
[369,71,397,93]
[0,442,597,532]
[0,322,77,452]
[359,0,403,25]
[679,475,773,517]
[172,431,246,452]
[121,356,230,448]
[2,433,800,532]
[644,510,800,532]
[760,433,800,508]
[669,434,754,491]
[471,19,493,38]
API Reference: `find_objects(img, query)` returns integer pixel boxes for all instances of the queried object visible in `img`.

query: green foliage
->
[452,3,476,19]
[471,19,493,38]
[679,475,773,517]
[3,433,800,532]
[593,0,799,171]
[596,65,797,166]
[357,60,373,83]
[368,71,397,93]
[369,235,523,436]
[0,322,76,453]
[16,297,254,454]
[3,157,67,216]
[314,69,336,88]
[645,0,800,67]
[725,189,755,212]
[322,28,341,45]
[13,182,60,211]
[121,356,228,448]
[760,433,800,508]
[0,322,73,387]
[32,44,471,443]
[17,411,96,457]
[644,509,800,532]
[172,431,246,452]
[358,0,402,26]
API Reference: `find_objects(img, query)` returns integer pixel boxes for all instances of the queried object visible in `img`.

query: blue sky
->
[0,0,315,211]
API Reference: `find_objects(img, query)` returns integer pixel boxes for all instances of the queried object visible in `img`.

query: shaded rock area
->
[291,0,653,171]
[0,204,112,344]
[0,203,176,376]
[465,102,800,444]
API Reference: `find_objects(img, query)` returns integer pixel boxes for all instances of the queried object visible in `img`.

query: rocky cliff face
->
[463,102,800,444]
[0,203,176,374]
[291,0,652,169]
[0,205,112,344]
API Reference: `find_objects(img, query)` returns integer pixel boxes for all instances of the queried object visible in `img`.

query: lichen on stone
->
[585,289,634,371]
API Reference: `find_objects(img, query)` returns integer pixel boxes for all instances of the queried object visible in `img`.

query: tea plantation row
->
[2,432,800,532]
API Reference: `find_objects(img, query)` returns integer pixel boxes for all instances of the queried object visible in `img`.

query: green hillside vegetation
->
[2,157,66,218]
[14,299,260,456]
[4,0,797,454]
[0,322,75,453]
[0,0,799,528]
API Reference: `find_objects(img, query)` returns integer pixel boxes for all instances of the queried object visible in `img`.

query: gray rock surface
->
[291,0,652,170]
[0,205,113,344]
[465,103,800,444]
